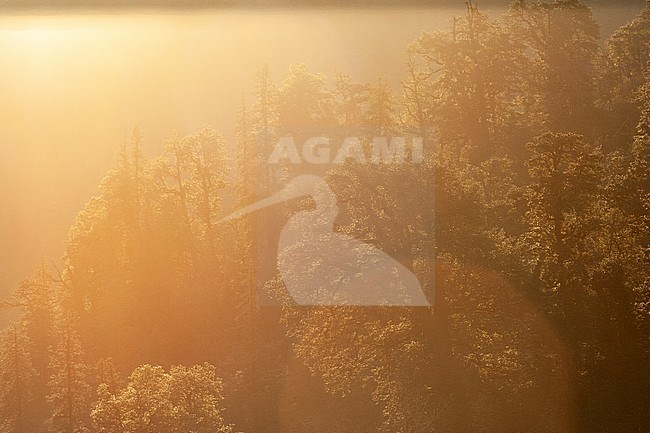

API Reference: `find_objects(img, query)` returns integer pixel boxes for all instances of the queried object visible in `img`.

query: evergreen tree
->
[47,313,90,433]
[0,322,36,433]
[508,0,600,136]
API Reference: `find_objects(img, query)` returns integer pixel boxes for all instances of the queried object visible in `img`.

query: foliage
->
[91,363,231,433]
[1,2,649,432]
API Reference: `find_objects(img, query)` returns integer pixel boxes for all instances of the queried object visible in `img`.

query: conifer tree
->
[47,314,90,433]
[0,322,36,433]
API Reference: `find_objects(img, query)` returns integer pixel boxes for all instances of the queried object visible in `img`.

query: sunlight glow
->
[13,27,62,45]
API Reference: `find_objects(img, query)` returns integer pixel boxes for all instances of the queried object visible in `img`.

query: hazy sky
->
[0,4,645,310]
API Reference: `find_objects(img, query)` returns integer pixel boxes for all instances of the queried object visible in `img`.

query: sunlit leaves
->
[91,363,231,433]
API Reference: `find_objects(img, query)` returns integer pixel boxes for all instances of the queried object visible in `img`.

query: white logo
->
[268,136,424,165]
[220,175,429,306]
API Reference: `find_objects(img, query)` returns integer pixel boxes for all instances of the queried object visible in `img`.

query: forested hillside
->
[1,1,649,432]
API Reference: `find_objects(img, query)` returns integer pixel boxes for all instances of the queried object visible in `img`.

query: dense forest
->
[1,1,649,432]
